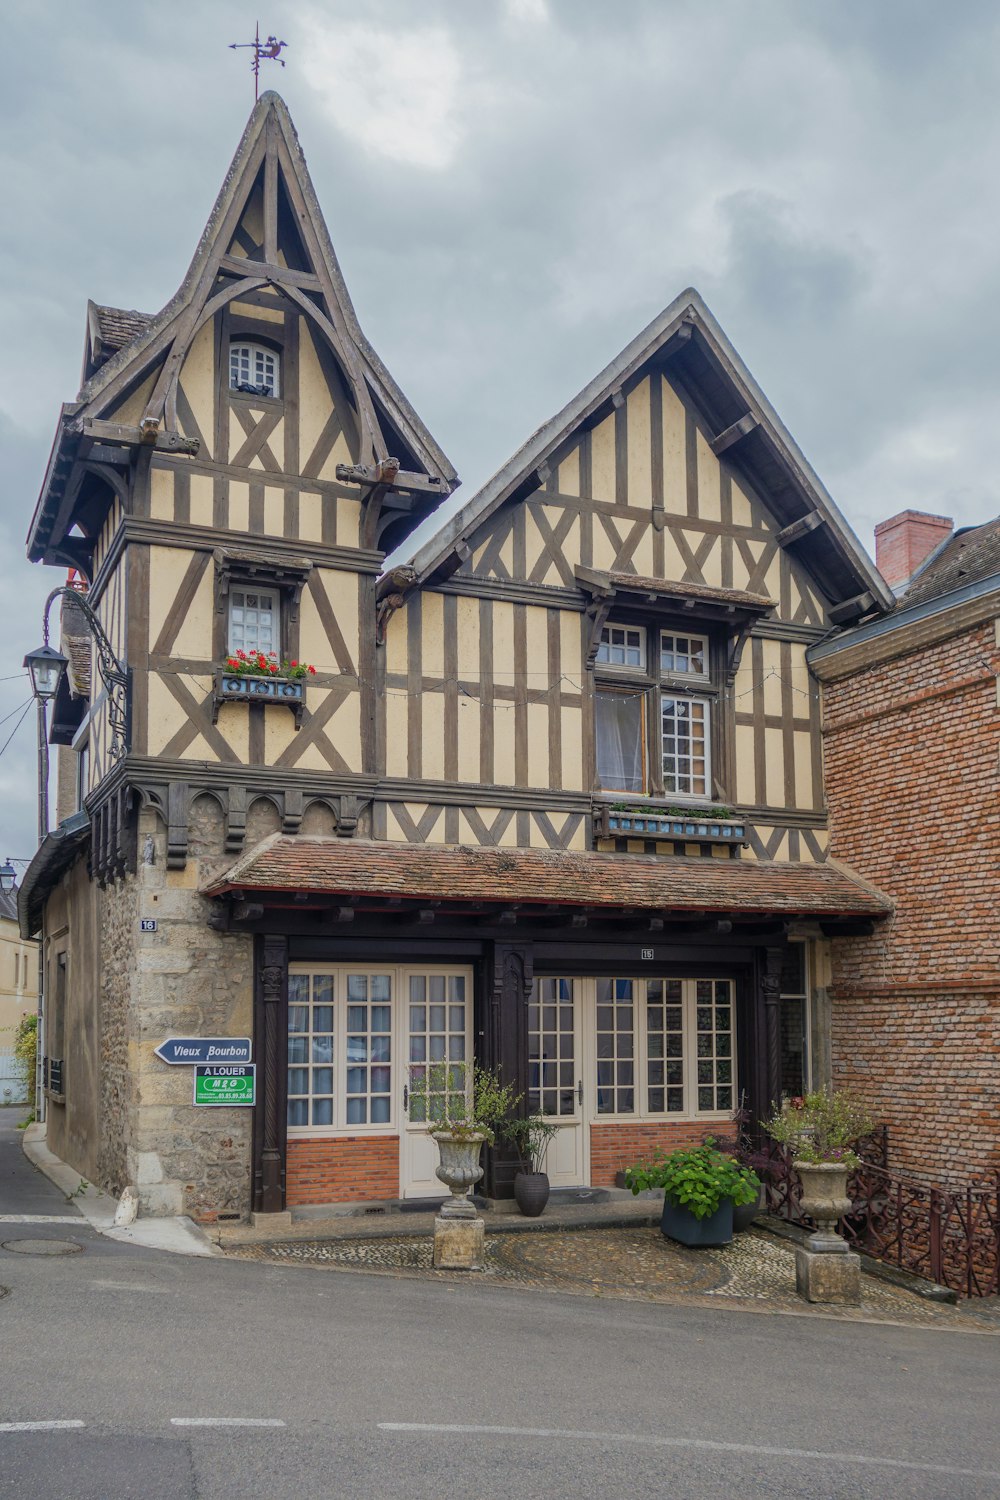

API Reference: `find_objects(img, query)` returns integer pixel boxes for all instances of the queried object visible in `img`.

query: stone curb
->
[21,1123,220,1259]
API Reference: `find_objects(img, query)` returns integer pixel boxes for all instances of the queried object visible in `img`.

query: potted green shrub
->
[408,1062,520,1219]
[506,1112,559,1217]
[763,1088,874,1251]
[625,1142,761,1247]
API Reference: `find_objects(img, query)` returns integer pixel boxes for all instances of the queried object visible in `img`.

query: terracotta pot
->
[794,1161,852,1251]
[431,1130,487,1220]
[513,1170,550,1217]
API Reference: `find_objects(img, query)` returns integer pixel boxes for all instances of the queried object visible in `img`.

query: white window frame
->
[595,623,645,670]
[229,341,280,399]
[227,587,280,659]
[660,630,710,680]
[660,693,711,799]
[591,976,736,1122]
[287,966,396,1136]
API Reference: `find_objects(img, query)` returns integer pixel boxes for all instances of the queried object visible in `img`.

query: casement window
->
[227,587,279,658]
[594,623,714,801]
[229,342,280,399]
[595,977,735,1119]
[286,967,470,1135]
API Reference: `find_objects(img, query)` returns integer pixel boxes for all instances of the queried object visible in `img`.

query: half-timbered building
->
[21,94,892,1222]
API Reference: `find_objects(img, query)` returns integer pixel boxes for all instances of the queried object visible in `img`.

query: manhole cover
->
[1,1239,83,1256]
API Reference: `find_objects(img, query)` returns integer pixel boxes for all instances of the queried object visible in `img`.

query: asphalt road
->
[1,1108,998,1500]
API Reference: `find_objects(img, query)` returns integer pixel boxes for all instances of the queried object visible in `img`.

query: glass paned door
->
[528,978,587,1187]
[400,970,472,1199]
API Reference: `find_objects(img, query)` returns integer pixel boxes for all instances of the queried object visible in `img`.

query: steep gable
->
[28,92,457,568]
[403,290,891,625]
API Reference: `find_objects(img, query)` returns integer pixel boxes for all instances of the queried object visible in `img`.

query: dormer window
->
[229,342,280,399]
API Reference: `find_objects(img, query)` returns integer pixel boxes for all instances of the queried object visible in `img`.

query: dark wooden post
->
[253,933,288,1214]
[481,941,533,1199]
[762,944,784,1114]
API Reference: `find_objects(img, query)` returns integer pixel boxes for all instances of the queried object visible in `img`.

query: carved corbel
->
[225,785,248,855]
[376,566,417,646]
[166,781,190,871]
[584,589,615,669]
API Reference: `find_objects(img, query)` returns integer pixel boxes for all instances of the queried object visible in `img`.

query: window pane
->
[596,693,646,793]
[661,697,710,797]
[527,978,577,1117]
[596,624,644,669]
[594,979,635,1114]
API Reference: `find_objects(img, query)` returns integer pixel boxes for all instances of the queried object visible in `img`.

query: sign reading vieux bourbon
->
[155,1037,252,1066]
[193,1065,256,1106]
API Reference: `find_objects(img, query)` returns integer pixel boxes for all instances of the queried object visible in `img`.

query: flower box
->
[212,670,306,728]
[593,803,746,843]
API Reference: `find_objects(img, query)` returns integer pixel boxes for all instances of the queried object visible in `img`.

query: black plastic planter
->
[660,1196,733,1246]
[514,1170,551,1217]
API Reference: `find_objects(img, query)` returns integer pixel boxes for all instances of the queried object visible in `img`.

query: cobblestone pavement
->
[226,1225,999,1331]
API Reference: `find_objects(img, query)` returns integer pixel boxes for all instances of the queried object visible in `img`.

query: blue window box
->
[213,670,305,729]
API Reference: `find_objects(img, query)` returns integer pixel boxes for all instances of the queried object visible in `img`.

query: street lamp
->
[23,643,68,703]
[0,860,16,893]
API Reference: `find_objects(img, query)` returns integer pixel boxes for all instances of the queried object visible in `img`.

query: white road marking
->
[170,1418,286,1428]
[0,1215,80,1224]
[0,1421,85,1432]
[377,1423,1000,1481]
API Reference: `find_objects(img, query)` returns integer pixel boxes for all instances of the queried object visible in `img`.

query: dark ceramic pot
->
[514,1170,550,1217]
[733,1190,763,1234]
[660,1196,733,1247]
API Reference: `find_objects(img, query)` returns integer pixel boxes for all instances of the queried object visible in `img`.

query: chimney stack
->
[874,509,953,590]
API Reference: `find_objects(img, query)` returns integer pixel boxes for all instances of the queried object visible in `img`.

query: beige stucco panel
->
[190,473,214,528]
[626,378,652,503]
[300,570,359,677]
[177,322,215,454]
[108,371,157,429]
[149,467,174,523]
[148,546,213,663]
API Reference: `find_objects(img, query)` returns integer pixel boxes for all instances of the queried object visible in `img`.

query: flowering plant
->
[224,650,317,680]
[763,1087,875,1167]
[624,1142,760,1219]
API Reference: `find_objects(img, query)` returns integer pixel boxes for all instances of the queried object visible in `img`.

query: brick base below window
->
[590,1121,724,1186]
[286,1136,400,1205]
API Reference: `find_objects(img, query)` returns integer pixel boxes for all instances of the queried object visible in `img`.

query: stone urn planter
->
[794,1161,852,1252]
[431,1129,488,1220]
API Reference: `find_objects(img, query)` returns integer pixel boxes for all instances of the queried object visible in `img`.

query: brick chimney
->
[874,509,953,590]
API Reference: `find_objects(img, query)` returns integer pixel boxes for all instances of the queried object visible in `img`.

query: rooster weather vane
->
[229,24,288,101]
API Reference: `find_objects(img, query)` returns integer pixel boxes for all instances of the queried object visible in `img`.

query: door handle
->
[577,1079,583,1106]
[402,1084,409,1111]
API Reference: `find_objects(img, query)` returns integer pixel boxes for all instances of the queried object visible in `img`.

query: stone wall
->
[822,615,1000,1185]
[129,805,254,1219]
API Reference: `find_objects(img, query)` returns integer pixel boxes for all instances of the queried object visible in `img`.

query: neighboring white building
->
[0,888,37,1104]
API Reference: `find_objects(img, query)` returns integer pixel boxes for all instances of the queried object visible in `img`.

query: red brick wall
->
[590,1120,727,1185]
[822,616,1000,1185]
[286,1136,400,1205]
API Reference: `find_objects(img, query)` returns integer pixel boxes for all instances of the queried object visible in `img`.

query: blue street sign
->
[154,1037,252,1066]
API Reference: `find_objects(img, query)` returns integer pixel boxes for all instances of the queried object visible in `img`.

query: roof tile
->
[204,836,891,917]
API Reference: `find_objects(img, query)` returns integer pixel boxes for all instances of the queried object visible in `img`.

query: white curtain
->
[595,692,644,792]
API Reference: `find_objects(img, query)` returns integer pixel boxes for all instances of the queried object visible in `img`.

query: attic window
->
[229,342,280,399]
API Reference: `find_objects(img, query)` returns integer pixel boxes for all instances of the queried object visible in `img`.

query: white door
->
[528,977,588,1187]
[399,967,473,1199]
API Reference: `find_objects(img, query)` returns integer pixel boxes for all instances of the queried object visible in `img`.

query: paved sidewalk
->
[219,1214,1000,1333]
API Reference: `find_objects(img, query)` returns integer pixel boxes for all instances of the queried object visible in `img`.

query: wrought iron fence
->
[760,1139,1000,1299]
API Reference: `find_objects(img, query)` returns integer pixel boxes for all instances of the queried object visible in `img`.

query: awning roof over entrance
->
[204,836,891,918]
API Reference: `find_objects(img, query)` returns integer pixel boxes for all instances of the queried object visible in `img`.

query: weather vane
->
[229,23,288,101]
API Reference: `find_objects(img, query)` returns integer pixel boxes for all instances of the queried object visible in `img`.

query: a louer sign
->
[154,1037,252,1066]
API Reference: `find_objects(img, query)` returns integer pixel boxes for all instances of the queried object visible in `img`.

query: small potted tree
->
[763,1088,875,1251]
[506,1113,559,1217]
[624,1142,760,1247]
[409,1062,520,1218]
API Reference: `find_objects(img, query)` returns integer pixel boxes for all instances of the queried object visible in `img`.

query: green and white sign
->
[193,1065,256,1106]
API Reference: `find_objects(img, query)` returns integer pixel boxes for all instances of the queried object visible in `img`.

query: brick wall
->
[590,1120,725,1186]
[822,616,1000,1185]
[286,1136,400,1204]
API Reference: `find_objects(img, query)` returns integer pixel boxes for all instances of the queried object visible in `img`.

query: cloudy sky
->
[2,0,999,861]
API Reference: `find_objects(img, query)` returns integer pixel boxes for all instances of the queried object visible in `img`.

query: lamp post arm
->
[42,586,131,761]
